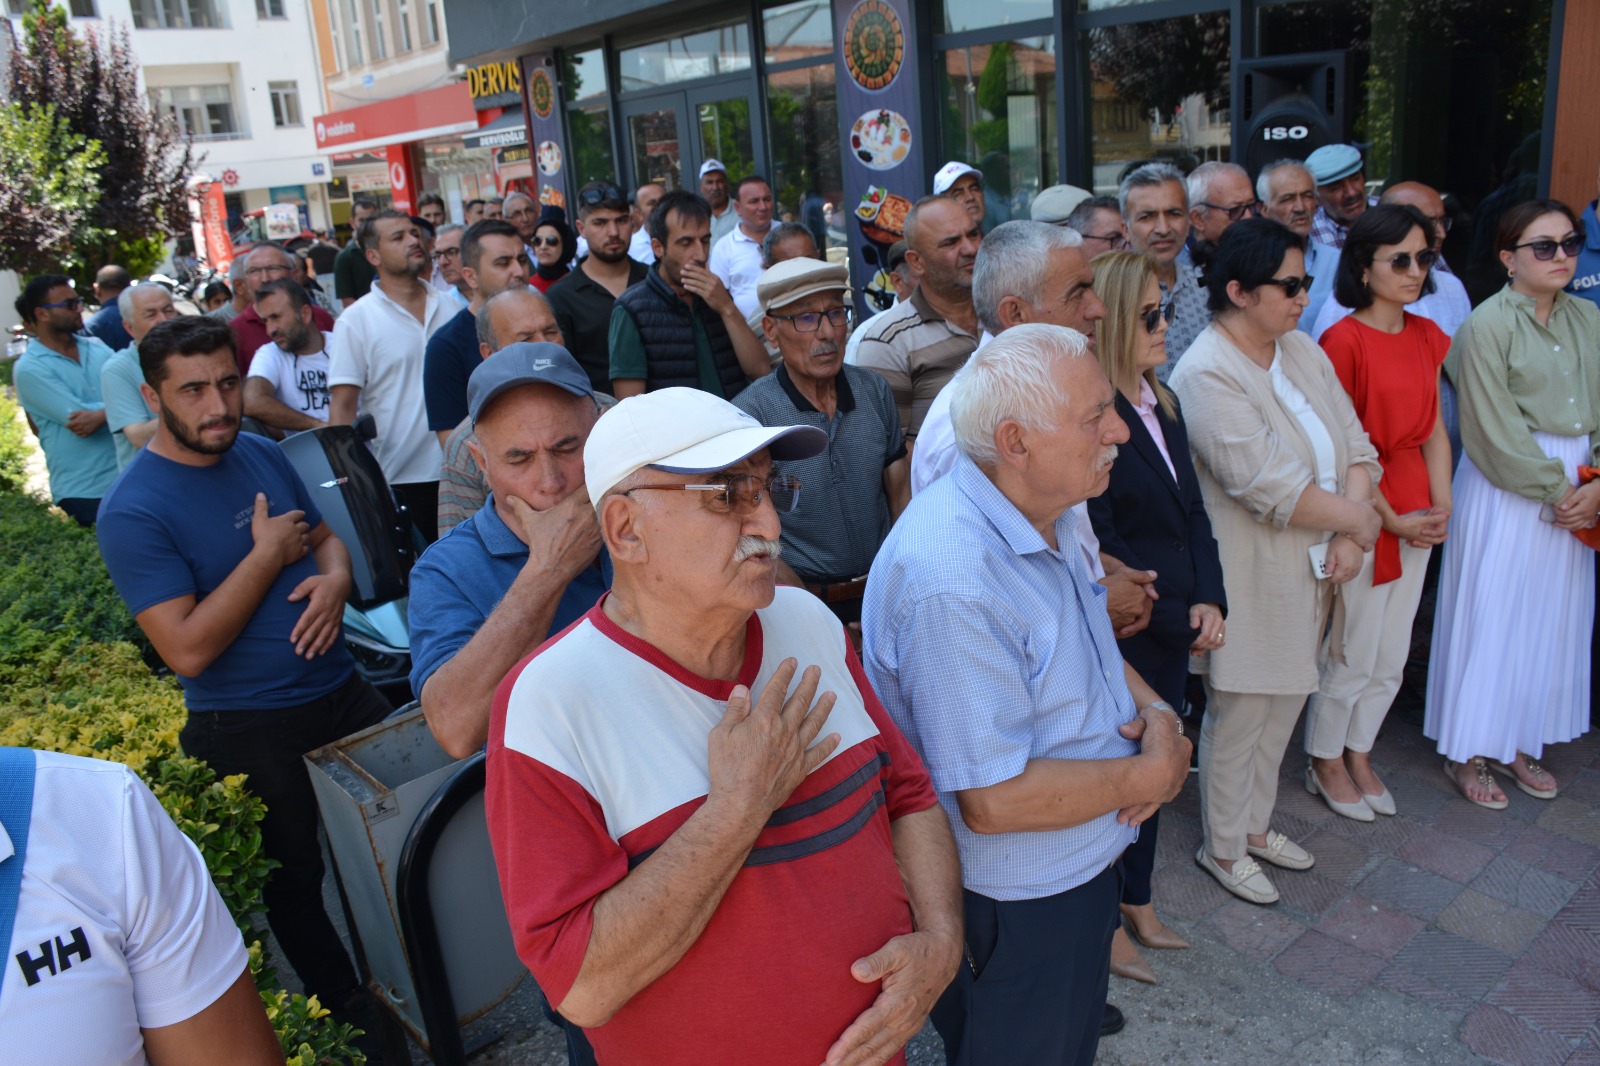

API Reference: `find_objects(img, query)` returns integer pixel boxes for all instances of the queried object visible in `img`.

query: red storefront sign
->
[313,83,476,153]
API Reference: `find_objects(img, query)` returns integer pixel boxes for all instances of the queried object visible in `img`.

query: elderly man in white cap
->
[700,158,740,244]
[934,160,986,229]
[486,386,962,1066]
[1306,143,1374,249]
[733,258,910,623]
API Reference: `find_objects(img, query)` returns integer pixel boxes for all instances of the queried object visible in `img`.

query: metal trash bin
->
[306,705,524,1059]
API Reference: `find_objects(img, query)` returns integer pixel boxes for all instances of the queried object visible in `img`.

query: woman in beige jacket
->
[1171,219,1382,907]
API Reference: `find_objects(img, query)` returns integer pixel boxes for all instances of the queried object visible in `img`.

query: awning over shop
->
[314,83,478,155]
[463,107,527,151]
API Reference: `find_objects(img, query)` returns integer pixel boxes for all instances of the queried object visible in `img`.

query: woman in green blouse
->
[1426,199,1600,808]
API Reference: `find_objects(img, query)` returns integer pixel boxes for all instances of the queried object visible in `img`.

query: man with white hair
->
[1120,163,1208,374]
[1257,159,1339,333]
[863,323,1190,1066]
[1183,161,1259,268]
[99,282,180,467]
[487,387,962,1066]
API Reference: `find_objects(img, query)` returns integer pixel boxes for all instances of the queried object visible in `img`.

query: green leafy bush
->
[0,393,31,493]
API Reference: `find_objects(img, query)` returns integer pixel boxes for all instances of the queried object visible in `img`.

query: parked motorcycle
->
[277,415,417,707]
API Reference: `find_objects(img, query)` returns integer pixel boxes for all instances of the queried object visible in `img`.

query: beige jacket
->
[1170,326,1381,695]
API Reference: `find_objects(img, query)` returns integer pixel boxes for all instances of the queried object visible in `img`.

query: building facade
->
[4,0,335,236]
[308,0,527,227]
[437,0,1590,311]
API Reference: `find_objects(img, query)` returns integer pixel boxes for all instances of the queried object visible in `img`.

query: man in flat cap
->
[1030,184,1095,227]
[409,341,609,760]
[734,259,910,623]
[486,386,961,1066]
[1306,143,1375,249]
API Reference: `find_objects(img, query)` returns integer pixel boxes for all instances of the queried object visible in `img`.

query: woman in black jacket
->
[1088,250,1228,982]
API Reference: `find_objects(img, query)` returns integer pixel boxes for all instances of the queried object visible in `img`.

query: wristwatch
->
[1142,700,1182,735]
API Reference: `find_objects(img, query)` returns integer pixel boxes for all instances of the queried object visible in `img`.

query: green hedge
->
[0,393,364,1062]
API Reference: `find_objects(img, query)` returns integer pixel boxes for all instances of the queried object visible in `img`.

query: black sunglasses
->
[532,235,563,247]
[1512,235,1583,261]
[1141,302,1176,334]
[1199,200,1261,222]
[1381,249,1437,272]
[579,182,625,207]
[1260,274,1314,299]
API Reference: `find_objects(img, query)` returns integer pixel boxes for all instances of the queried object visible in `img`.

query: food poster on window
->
[519,51,569,210]
[833,0,922,316]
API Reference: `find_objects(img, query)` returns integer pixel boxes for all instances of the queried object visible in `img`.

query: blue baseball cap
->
[468,342,592,425]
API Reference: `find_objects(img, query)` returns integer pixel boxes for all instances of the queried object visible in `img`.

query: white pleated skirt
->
[1425,431,1595,762]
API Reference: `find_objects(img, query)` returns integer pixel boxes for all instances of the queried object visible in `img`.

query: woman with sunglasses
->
[1170,218,1381,906]
[529,205,577,293]
[1087,251,1226,978]
[1303,205,1453,821]
[1426,200,1600,808]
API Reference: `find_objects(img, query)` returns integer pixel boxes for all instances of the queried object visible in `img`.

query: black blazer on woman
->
[1088,390,1227,699]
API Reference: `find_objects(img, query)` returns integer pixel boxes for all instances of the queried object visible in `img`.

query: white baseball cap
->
[585,387,827,510]
[933,161,982,196]
[699,159,728,180]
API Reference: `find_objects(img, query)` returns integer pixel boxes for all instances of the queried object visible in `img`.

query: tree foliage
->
[1088,13,1231,118]
[5,0,196,271]
[0,101,104,277]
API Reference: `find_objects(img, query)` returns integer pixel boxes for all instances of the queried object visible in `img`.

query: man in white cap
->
[1306,143,1374,249]
[1030,184,1094,227]
[934,160,985,229]
[700,159,739,244]
[733,258,910,623]
[486,386,962,1066]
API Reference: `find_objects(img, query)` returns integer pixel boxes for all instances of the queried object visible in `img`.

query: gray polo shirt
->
[733,364,906,583]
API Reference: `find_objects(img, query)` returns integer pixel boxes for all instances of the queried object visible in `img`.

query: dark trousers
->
[392,480,439,545]
[1119,640,1187,908]
[57,497,100,527]
[932,865,1121,1066]
[179,672,390,1003]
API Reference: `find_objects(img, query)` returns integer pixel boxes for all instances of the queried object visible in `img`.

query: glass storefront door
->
[621,84,763,194]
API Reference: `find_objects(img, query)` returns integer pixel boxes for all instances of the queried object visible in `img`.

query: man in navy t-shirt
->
[97,315,389,1016]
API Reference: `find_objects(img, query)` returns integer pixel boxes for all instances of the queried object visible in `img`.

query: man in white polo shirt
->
[246,278,333,433]
[329,208,453,541]
[0,747,281,1064]
[708,175,775,321]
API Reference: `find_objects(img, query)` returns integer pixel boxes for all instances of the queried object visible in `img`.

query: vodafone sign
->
[389,162,407,190]
[312,83,475,151]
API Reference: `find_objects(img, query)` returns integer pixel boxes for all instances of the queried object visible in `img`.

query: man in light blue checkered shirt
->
[863,323,1190,1066]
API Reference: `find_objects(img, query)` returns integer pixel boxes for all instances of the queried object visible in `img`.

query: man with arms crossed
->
[97,315,390,1019]
[864,324,1190,1065]
[487,387,962,1065]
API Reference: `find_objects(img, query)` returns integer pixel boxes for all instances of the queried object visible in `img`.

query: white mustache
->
[734,535,782,563]
[1098,446,1119,471]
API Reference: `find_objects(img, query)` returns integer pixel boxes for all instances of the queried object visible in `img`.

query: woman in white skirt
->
[1426,199,1600,808]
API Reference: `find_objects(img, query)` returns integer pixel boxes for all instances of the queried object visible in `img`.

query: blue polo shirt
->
[13,336,119,502]
[407,493,611,697]
[422,305,481,432]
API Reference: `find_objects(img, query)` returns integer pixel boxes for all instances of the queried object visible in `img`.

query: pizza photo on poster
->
[850,108,911,171]
[537,140,563,176]
[844,0,905,93]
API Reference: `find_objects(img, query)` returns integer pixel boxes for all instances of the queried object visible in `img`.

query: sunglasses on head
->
[579,183,625,207]
[1141,302,1176,334]
[532,235,563,248]
[1260,274,1314,299]
[1382,249,1437,272]
[1512,235,1583,260]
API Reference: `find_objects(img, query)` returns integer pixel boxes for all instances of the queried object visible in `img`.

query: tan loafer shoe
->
[1247,830,1315,871]
[1195,848,1279,905]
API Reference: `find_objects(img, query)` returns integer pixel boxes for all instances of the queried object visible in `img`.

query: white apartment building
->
[5,0,334,234]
